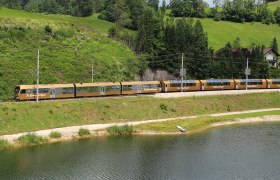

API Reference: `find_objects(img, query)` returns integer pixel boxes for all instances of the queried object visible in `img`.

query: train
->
[14,79,280,101]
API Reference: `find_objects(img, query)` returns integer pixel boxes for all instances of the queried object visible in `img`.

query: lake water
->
[1,122,280,179]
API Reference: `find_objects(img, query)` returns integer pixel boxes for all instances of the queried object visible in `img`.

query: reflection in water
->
[1,122,280,179]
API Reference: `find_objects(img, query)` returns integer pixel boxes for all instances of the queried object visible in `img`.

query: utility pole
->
[36,49,40,103]
[92,65,94,83]
[181,53,184,92]
[245,58,250,91]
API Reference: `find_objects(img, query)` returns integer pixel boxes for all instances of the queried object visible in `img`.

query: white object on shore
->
[176,126,186,132]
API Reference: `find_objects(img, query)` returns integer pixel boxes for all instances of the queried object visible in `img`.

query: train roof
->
[200,79,234,83]
[18,84,74,89]
[168,80,197,84]
[75,82,121,87]
[163,80,200,84]
[237,79,264,83]
[121,81,160,85]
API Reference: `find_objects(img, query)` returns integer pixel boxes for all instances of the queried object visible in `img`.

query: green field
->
[0,92,279,135]
[268,0,280,11]
[199,18,280,50]
[0,8,113,35]
[135,110,280,133]
[0,8,139,100]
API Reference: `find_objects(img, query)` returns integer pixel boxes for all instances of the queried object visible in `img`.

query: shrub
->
[0,139,10,149]
[49,132,62,139]
[53,28,75,39]
[18,133,47,145]
[78,128,90,136]
[160,103,168,111]
[107,125,133,136]
[227,105,231,112]
[44,25,52,35]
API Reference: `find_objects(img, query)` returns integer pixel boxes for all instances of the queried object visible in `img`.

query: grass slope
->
[199,18,280,50]
[268,0,280,11]
[0,92,279,135]
[134,110,280,133]
[0,8,140,100]
[0,8,113,35]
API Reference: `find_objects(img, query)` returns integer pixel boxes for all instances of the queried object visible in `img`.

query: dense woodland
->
[0,0,279,80]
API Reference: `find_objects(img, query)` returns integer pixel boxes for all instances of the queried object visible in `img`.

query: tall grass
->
[0,139,10,149]
[18,133,47,145]
[49,132,62,139]
[107,125,133,136]
[78,128,91,136]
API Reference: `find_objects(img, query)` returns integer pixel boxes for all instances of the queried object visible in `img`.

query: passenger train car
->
[14,79,280,101]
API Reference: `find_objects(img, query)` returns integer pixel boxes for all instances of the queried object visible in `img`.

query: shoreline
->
[0,108,279,149]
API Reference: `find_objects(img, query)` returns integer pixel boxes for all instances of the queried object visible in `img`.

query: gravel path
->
[153,89,280,98]
[1,108,280,144]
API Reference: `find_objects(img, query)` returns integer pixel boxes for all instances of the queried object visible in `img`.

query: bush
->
[49,132,62,139]
[53,28,75,39]
[160,103,168,111]
[78,128,90,136]
[18,133,47,145]
[107,125,133,136]
[44,25,52,35]
[0,139,10,149]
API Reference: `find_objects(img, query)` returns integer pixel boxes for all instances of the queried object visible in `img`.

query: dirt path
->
[1,108,280,144]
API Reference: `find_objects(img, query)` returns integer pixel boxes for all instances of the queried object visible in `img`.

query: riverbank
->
[0,92,280,136]
[0,109,279,149]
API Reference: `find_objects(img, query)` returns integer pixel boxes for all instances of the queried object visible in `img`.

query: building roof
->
[262,48,280,56]
[214,48,252,59]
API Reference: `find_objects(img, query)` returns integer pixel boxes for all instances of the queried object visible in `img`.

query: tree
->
[136,7,160,55]
[170,0,185,17]
[274,7,280,25]
[192,0,206,18]
[147,0,159,10]
[251,46,269,78]
[271,37,278,53]
[71,0,94,17]
[21,0,30,9]
[233,37,241,48]
[187,20,210,79]
[160,0,166,13]
[213,0,222,8]
[0,0,19,8]
[113,0,132,27]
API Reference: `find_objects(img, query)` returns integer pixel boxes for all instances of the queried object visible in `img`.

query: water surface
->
[1,122,280,179]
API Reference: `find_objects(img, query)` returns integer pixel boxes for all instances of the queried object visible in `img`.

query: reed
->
[107,125,133,136]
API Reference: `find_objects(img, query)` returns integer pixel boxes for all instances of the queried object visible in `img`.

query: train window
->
[142,84,159,89]
[186,83,197,87]
[123,85,137,91]
[240,81,263,85]
[62,88,74,94]
[106,86,120,92]
[39,88,49,93]
[26,89,36,93]
[77,86,98,93]
[170,83,181,87]
[272,81,280,85]
[20,89,26,94]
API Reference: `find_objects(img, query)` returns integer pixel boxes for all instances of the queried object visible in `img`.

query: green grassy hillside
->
[268,0,280,11]
[0,8,140,100]
[199,18,280,50]
[0,93,279,135]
